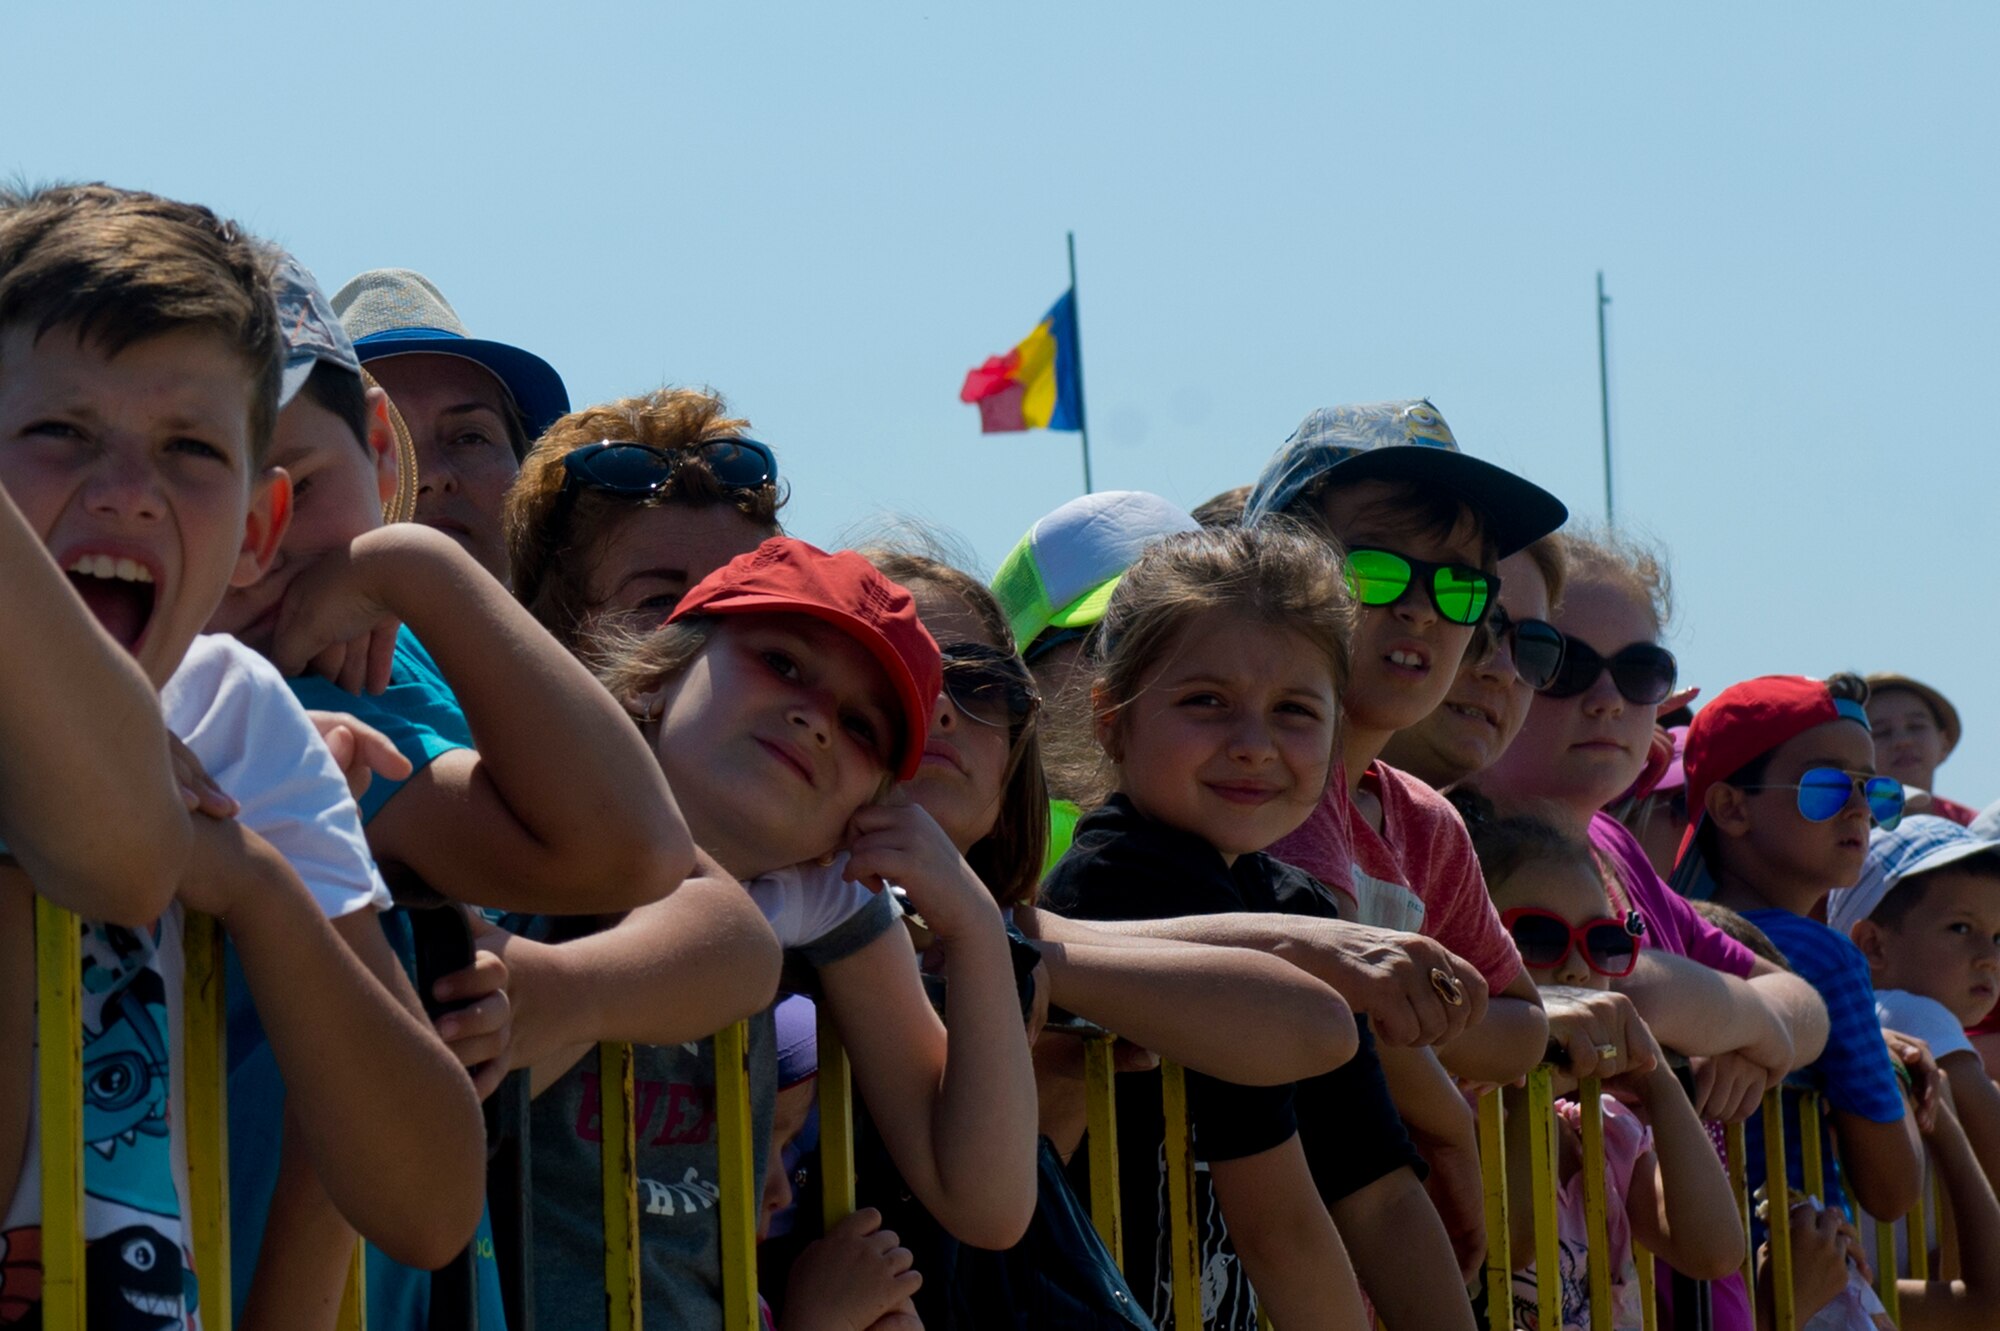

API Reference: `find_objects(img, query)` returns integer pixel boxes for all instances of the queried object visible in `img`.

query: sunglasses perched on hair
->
[1488,605,1565,691]
[1540,636,1678,705]
[940,643,1041,730]
[1344,548,1499,627]
[1736,768,1905,831]
[1501,907,1645,978]
[558,438,778,506]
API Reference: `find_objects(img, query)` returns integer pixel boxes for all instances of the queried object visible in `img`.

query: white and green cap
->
[991,491,1199,652]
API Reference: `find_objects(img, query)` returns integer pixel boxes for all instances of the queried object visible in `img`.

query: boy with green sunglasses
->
[1245,398,1567,1322]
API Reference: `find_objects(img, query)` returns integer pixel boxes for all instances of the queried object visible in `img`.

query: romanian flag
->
[959,289,1084,433]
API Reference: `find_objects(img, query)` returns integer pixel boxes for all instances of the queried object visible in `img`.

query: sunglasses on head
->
[1501,907,1644,978]
[1344,547,1499,627]
[1488,605,1565,691]
[555,438,778,528]
[1540,635,1678,705]
[940,643,1041,730]
[1737,767,1905,831]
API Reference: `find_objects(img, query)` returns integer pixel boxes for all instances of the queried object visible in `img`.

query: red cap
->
[670,537,941,781]
[1677,675,1871,865]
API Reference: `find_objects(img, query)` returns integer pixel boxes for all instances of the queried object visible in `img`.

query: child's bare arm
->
[187,816,484,1269]
[1375,1044,1486,1281]
[1436,974,1549,1084]
[1210,1135,1369,1330]
[1894,1086,2000,1327]
[0,488,187,925]
[1027,929,1358,1085]
[1938,1049,2000,1193]
[470,853,782,1095]
[0,869,31,1216]
[1331,1166,1481,1330]
[271,523,693,913]
[240,1106,356,1331]
[1621,1065,1745,1280]
[824,803,1039,1250]
[1021,907,1487,1050]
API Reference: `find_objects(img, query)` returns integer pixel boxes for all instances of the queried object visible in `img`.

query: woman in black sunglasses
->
[504,387,786,653]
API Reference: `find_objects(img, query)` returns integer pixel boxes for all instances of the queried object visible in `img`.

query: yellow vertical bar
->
[335,1239,366,1331]
[1257,1310,1274,1331]
[1083,1034,1122,1271]
[1938,1159,1959,1281]
[182,911,230,1331]
[1797,1092,1823,1204]
[817,1009,856,1227]
[714,1020,759,1331]
[1726,1120,1753,1295]
[1874,1219,1901,1321]
[1160,1061,1202,1331]
[1580,1079,1612,1331]
[35,897,84,1331]
[1908,1157,1931,1281]
[1634,1245,1657,1331]
[1527,1066,1563,1331]
[599,1041,641,1331]
[1761,1087,1795,1331]
[1476,1089,1512,1331]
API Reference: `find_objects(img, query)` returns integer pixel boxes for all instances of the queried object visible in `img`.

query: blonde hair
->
[1555,525,1671,633]
[1095,524,1354,750]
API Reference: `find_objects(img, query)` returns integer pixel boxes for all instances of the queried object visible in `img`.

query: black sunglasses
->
[1541,635,1678,705]
[559,438,777,502]
[1488,605,1565,692]
[940,643,1041,730]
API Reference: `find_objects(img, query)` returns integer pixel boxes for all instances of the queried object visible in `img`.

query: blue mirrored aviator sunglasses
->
[1739,767,1905,830]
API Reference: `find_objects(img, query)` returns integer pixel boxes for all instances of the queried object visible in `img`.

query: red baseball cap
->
[669,537,941,781]
[1674,675,1873,871]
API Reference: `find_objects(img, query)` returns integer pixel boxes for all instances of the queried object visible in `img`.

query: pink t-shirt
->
[1589,814,1756,979]
[1271,762,1524,993]
[1513,1099,1653,1331]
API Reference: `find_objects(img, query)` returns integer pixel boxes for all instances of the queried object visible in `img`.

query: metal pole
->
[1597,271,1614,525]
[1068,231,1094,494]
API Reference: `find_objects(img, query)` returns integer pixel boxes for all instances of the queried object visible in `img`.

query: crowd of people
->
[4,181,2000,1331]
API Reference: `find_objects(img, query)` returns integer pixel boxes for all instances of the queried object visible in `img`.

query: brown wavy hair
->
[505,387,785,648]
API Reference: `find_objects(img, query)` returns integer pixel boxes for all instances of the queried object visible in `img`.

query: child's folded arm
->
[190,817,485,1269]
[1893,1087,2000,1324]
[1613,949,1794,1070]
[1209,1134,1369,1331]
[239,1106,358,1331]
[820,904,1039,1251]
[1025,926,1358,1085]
[1832,1106,1924,1222]
[0,489,188,924]
[1622,1064,1745,1281]
[481,853,782,1092]
[1747,958,1831,1067]
[274,523,694,913]
[1435,971,1550,1084]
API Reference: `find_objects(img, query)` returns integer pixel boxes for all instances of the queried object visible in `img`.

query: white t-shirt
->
[5,634,386,1328]
[1875,989,1976,1061]
[747,853,901,965]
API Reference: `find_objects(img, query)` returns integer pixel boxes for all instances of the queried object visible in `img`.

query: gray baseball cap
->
[1243,398,1567,557]
[271,251,360,409]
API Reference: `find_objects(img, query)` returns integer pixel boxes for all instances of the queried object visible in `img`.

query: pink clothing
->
[1271,762,1524,992]
[1589,814,1756,978]
[1513,1099,1653,1331]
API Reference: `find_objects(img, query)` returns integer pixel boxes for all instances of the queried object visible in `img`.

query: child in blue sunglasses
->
[1676,674,1923,1240]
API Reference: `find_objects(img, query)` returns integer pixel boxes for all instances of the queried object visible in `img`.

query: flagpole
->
[1068,231,1094,494]
[1596,270,1614,526]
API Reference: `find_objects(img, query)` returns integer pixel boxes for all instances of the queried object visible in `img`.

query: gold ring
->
[1429,967,1466,1008]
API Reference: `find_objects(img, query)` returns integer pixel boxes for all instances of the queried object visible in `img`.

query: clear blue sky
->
[12,4,1999,804]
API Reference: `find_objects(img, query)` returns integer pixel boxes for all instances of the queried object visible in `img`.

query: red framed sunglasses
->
[1501,907,1645,978]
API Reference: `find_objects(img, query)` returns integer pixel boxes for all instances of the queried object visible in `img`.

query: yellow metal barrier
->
[1875,1217,1901,1321]
[1083,1033,1122,1270]
[1526,1066,1563,1331]
[1726,1120,1752,1296]
[714,1019,759,1331]
[183,911,231,1331]
[336,1240,366,1331]
[1798,1093,1824,1205]
[1159,1059,1202,1331]
[599,1040,641,1330]
[35,897,84,1331]
[1761,1086,1795,1331]
[817,1010,857,1227]
[1477,1088,1511,1331]
[1635,1245,1657,1331]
